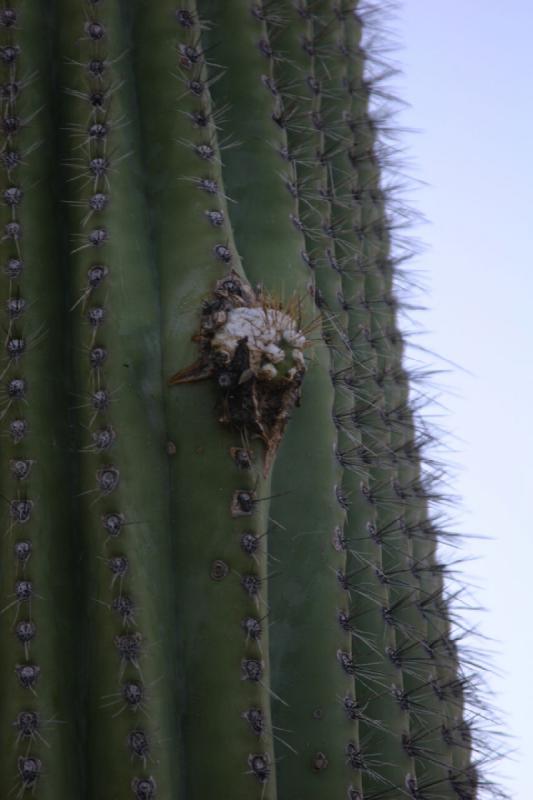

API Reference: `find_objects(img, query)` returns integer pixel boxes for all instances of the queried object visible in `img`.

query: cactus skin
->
[0,4,79,797]
[56,2,180,796]
[0,2,504,800]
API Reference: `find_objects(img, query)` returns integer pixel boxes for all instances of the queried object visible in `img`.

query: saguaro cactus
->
[0,2,504,799]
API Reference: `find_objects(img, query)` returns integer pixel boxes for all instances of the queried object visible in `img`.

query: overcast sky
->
[389,2,533,797]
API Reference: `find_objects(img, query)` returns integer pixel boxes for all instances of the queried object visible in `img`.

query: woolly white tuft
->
[211,307,306,379]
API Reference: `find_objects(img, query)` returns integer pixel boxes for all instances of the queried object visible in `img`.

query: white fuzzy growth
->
[212,307,306,377]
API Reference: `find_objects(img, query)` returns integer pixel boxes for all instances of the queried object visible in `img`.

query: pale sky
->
[393,1,533,797]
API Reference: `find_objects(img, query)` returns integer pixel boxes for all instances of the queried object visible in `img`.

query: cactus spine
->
[0,2,504,800]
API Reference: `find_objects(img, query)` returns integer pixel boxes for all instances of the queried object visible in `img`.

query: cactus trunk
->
[0,2,499,800]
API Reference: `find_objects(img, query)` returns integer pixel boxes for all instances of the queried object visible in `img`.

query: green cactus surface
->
[0,2,505,799]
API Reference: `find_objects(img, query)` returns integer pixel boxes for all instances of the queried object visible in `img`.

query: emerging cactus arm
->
[57,2,179,797]
[0,4,79,796]
[200,2,362,794]
[131,2,281,798]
